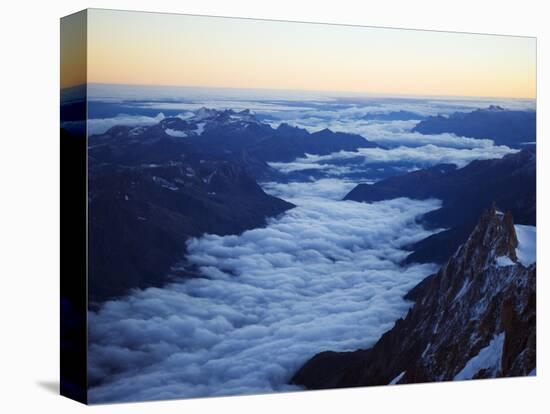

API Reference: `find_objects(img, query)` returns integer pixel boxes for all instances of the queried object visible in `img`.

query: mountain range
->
[87,108,381,301]
[88,159,294,302]
[91,107,379,164]
[344,149,536,264]
[412,106,536,148]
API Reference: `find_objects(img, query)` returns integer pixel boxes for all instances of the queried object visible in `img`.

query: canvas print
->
[60,9,536,404]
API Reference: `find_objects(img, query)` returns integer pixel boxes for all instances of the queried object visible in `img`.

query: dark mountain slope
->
[240,124,376,163]
[89,160,293,303]
[292,207,535,389]
[344,149,535,264]
[412,106,536,148]
[87,110,313,302]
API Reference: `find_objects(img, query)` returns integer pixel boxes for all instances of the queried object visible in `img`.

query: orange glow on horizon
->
[82,9,535,99]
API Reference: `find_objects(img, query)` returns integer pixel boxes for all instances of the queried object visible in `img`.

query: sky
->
[83,9,536,99]
[70,8,536,100]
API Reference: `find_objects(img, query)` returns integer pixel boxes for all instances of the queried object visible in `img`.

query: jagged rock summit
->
[292,206,536,389]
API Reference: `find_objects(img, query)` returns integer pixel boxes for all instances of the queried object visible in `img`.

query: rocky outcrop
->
[292,207,536,389]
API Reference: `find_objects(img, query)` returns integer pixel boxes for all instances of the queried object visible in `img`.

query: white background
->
[0,0,547,412]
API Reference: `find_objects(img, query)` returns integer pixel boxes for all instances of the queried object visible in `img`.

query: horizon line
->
[62,81,537,101]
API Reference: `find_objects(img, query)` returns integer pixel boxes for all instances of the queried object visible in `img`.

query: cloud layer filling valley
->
[84,92,530,403]
[88,181,441,403]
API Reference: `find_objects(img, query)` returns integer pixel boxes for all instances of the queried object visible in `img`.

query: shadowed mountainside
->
[87,110,314,302]
[344,149,535,264]
[88,160,294,303]
[412,106,536,148]
[87,108,383,302]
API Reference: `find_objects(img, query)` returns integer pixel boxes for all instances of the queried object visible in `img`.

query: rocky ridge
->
[292,206,536,388]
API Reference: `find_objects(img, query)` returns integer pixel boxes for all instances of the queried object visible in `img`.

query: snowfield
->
[515,225,536,267]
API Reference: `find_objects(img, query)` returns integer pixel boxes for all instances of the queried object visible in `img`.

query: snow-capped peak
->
[193,107,219,121]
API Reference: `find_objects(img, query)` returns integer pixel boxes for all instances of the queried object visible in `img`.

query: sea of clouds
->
[86,89,528,402]
[87,113,166,135]
[269,144,518,176]
[88,180,442,403]
[86,84,535,148]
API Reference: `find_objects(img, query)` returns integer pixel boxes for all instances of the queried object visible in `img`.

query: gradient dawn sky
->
[84,9,536,99]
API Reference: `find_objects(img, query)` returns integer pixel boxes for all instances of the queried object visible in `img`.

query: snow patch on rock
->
[389,371,405,385]
[165,128,188,137]
[454,333,505,380]
[514,225,536,267]
[495,256,515,267]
